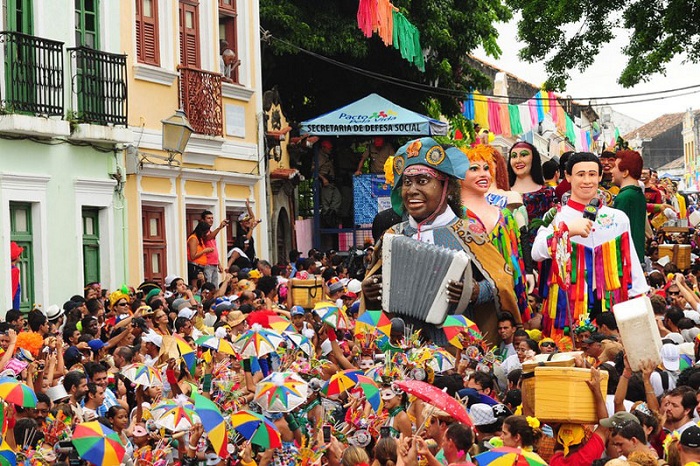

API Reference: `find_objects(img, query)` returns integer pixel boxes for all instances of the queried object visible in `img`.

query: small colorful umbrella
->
[0,377,37,408]
[121,363,163,388]
[429,349,456,373]
[163,334,197,375]
[153,396,201,432]
[474,447,547,466]
[355,374,382,412]
[233,324,285,358]
[354,310,392,336]
[229,410,282,449]
[268,315,295,334]
[254,372,308,413]
[322,369,364,396]
[0,440,15,466]
[195,335,237,355]
[72,421,125,466]
[441,315,482,349]
[284,332,314,357]
[191,391,228,459]
[313,302,344,329]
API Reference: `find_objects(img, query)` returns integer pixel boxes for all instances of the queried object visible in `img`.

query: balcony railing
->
[0,31,64,116]
[179,67,223,137]
[68,46,128,126]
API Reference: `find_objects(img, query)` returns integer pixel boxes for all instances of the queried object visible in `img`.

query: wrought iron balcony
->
[68,46,128,126]
[179,67,223,137]
[0,31,64,116]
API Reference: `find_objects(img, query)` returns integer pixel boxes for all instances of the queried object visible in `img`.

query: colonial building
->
[0,0,131,311]
[122,0,267,285]
[624,113,685,170]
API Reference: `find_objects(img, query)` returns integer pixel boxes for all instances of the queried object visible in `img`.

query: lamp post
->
[161,110,194,161]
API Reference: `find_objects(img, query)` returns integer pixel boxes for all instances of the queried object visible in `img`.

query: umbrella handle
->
[414,405,435,437]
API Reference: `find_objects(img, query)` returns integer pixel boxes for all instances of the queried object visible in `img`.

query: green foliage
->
[508,0,700,89]
[261,0,511,122]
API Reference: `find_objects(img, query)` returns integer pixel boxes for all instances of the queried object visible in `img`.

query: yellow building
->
[122,0,268,285]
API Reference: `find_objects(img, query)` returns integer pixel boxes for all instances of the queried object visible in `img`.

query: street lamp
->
[161,110,194,160]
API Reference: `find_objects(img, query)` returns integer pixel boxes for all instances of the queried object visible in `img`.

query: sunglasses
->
[116,302,129,307]
[540,342,556,348]
[668,291,680,296]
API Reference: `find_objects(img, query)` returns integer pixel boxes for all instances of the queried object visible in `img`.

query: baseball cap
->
[178,308,196,320]
[390,317,405,335]
[238,212,251,222]
[328,282,345,295]
[684,310,700,325]
[661,343,680,371]
[469,403,498,426]
[666,332,685,345]
[681,425,700,448]
[341,291,358,300]
[248,270,262,279]
[142,331,163,347]
[599,411,640,428]
[88,339,106,353]
[682,328,700,343]
[347,279,362,294]
[291,306,305,316]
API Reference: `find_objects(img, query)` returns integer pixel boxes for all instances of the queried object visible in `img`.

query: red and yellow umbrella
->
[474,446,547,465]
[0,376,37,407]
[72,421,125,466]
[322,369,364,396]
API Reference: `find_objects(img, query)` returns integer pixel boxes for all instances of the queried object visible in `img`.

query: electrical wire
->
[263,29,700,105]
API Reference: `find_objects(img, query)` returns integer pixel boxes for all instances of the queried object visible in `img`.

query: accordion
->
[382,234,471,325]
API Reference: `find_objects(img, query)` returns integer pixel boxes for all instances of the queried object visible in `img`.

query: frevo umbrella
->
[195,335,237,356]
[191,391,228,459]
[254,372,308,413]
[322,369,364,396]
[313,302,348,329]
[72,421,125,466]
[474,446,547,465]
[233,324,285,358]
[0,377,37,408]
[163,334,196,375]
[393,380,472,426]
[441,315,482,349]
[229,410,282,449]
[152,397,201,432]
[283,332,314,357]
[0,440,15,466]
[121,363,163,388]
[354,310,392,336]
[355,374,382,412]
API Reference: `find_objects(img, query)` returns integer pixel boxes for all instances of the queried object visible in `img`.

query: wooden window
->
[142,205,167,283]
[82,208,100,285]
[179,0,200,68]
[135,0,160,66]
[6,0,33,34]
[218,0,238,83]
[185,209,202,238]
[9,202,33,311]
[225,210,238,252]
[75,0,100,49]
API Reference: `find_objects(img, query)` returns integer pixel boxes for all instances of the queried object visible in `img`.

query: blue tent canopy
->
[300,93,448,137]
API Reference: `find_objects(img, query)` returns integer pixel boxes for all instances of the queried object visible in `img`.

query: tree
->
[260,0,511,123]
[508,0,700,90]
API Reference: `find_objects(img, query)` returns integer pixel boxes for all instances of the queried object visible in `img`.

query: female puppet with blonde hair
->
[459,145,531,320]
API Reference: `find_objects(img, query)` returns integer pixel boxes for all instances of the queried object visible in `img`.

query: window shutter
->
[179,1,200,68]
[136,0,160,66]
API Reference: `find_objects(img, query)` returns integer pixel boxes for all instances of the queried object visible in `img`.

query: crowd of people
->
[5,136,700,466]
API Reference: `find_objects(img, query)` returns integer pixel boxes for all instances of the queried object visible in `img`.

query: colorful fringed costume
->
[463,207,531,321]
[532,201,649,336]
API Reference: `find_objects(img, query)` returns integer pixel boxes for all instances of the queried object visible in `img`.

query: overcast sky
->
[472,18,700,124]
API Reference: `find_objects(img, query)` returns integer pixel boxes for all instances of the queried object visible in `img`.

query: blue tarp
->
[300,93,448,137]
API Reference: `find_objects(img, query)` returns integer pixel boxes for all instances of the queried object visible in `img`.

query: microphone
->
[582,197,600,222]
